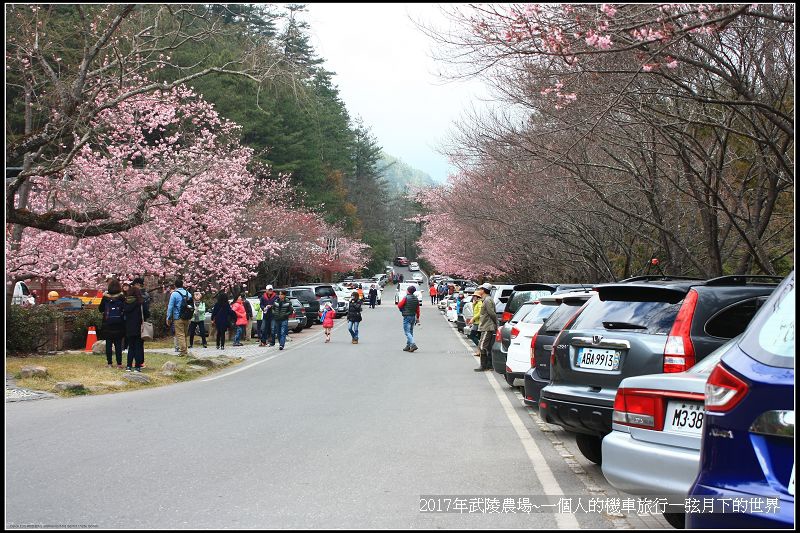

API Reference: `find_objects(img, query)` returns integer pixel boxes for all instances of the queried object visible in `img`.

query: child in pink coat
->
[320,302,335,343]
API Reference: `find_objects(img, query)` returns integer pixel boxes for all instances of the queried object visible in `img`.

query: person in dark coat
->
[211,291,235,350]
[347,292,363,344]
[368,284,378,309]
[123,285,149,372]
[99,278,127,368]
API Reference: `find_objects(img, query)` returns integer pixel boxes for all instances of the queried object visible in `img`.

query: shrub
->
[148,302,169,338]
[69,308,104,349]
[7,305,65,354]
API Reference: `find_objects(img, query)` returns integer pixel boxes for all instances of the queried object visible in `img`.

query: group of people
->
[98,277,151,372]
[342,282,380,309]
[428,281,456,305]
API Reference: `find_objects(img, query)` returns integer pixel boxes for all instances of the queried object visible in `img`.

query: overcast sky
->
[302,3,489,183]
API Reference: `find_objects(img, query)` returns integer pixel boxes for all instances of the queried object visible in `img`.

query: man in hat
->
[397,285,421,352]
[259,285,278,347]
[474,283,497,371]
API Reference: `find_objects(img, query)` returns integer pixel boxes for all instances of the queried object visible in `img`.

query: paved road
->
[5,267,667,528]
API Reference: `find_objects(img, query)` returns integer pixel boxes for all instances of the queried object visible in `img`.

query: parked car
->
[602,339,735,529]
[688,271,794,529]
[503,298,562,388]
[293,285,338,324]
[372,274,388,288]
[412,273,424,283]
[501,283,559,326]
[394,256,410,267]
[332,284,351,317]
[409,262,420,271]
[280,288,318,326]
[524,291,595,406]
[445,298,459,322]
[12,281,35,306]
[505,296,561,387]
[353,280,382,304]
[488,284,517,317]
[539,275,781,465]
[395,282,421,304]
[491,302,538,378]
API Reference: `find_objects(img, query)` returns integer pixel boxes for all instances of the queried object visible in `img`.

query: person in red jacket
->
[397,286,421,352]
[429,283,438,305]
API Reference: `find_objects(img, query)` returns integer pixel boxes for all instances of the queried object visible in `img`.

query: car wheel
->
[662,512,685,529]
[575,434,603,465]
[293,326,303,333]
[504,373,516,388]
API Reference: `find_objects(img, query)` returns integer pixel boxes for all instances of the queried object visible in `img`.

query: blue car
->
[688,270,794,528]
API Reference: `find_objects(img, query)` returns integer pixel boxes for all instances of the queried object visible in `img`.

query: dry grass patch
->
[6,352,243,397]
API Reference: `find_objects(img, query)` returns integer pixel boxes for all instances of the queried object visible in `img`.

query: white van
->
[12,281,35,306]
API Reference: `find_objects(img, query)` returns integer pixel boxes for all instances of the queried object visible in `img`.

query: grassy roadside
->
[6,351,244,397]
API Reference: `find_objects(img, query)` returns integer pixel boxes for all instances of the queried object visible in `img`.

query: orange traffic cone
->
[85,326,98,352]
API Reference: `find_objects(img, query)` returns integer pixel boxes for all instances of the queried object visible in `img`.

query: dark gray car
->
[491,302,536,378]
[539,275,780,465]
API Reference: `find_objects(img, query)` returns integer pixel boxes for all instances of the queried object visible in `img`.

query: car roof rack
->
[618,275,705,283]
[704,275,784,286]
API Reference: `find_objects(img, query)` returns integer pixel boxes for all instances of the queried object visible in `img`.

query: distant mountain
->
[378,153,438,191]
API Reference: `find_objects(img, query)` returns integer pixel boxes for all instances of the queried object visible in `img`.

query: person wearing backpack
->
[166,277,194,356]
[99,278,127,368]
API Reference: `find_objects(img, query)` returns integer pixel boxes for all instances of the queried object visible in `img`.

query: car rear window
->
[543,301,589,334]
[739,273,794,368]
[570,297,681,335]
[511,304,535,323]
[292,289,315,301]
[507,290,553,315]
[521,303,558,324]
[314,287,335,298]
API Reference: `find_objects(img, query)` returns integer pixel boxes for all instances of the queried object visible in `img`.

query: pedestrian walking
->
[320,302,335,343]
[368,284,378,309]
[271,290,293,350]
[357,284,365,301]
[231,294,248,346]
[99,278,126,368]
[123,285,149,372]
[397,285,420,352]
[474,283,497,372]
[211,291,235,350]
[347,292,363,344]
[166,277,193,356]
[188,291,208,348]
[429,283,438,305]
[259,285,278,346]
[399,274,404,283]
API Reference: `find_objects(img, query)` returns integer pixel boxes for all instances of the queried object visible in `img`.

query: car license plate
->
[664,401,705,435]
[576,348,620,371]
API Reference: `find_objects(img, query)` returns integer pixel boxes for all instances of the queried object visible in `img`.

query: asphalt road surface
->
[6,267,666,528]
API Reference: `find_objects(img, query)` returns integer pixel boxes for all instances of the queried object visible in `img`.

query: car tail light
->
[664,289,698,373]
[495,329,502,341]
[510,326,520,340]
[502,311,512,323]
[612,388,705,430]
[506,365,512,373]
[705,363,749,412]
[290,311,296,318]
[530,330,540,367]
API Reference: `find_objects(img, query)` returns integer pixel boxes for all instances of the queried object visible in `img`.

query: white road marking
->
[201,321,347,382]
[450,322,580,528]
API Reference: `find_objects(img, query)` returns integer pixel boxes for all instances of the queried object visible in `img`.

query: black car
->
[279,288,318,326]
[293,285,338,324]
[539,275,781,465]
[523,291,595,407]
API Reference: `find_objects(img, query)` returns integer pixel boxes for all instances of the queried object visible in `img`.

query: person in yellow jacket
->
[467,292,482,354]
